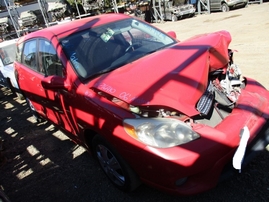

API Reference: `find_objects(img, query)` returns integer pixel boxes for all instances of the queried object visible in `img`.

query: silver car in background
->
[203,0,248,12]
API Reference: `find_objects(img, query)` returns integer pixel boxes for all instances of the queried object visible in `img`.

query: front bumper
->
[137,123,269,195]
[117,78,269,195]
[220,119,269,183]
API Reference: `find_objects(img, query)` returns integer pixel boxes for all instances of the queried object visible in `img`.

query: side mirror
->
[167,31,178,40]
[41,76,70,90]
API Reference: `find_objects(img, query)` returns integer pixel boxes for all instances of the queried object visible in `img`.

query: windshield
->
[0,43,16,66]
[60,18,176,79]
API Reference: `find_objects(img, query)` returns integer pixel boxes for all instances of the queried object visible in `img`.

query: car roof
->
[17,13,131,43]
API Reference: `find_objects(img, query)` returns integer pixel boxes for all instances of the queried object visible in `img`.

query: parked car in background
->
[203,0,248,12]
[14,13,269,195]
[0,39,23,99]
[162,1,196,21]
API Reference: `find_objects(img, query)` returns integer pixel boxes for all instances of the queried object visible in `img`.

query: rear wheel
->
[92,135,141,192]
[221,3,229,12]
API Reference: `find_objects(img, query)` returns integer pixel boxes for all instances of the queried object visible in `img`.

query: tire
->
[221,3,230,12]
[92,135,141,192]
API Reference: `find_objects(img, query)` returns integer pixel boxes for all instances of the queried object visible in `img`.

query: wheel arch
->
[220,2,230,12]
[90,133,141,191]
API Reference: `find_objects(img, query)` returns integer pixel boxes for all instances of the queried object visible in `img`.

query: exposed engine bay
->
[194,49,245,127]
[95,49,245,128]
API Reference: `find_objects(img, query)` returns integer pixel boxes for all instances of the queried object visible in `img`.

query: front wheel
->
[221,3,230,12]
[92,135,141,192]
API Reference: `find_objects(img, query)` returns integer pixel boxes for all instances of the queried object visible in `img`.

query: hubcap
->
[96,144,125,186]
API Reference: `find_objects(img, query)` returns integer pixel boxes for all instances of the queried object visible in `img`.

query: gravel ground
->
[1,3,269,202]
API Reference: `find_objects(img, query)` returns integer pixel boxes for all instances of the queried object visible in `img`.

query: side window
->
[22,39,38,71]
[38,39,64,77]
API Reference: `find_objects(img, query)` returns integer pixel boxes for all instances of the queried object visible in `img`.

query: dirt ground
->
[1,3,269,202]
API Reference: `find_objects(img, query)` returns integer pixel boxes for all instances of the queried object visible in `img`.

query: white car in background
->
[0,39,23,99]
[202,0,248,12]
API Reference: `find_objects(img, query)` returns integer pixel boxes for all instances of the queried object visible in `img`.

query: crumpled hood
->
[90,31,231,116]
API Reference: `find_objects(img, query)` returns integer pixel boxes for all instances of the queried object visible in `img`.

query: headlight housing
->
[123,118,200,148]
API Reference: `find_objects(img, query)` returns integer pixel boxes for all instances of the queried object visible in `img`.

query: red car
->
[14,13,269,195]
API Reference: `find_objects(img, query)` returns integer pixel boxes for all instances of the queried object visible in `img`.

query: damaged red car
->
[14,13,269,195]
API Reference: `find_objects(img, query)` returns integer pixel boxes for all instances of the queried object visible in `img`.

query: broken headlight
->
[123,118,200,148]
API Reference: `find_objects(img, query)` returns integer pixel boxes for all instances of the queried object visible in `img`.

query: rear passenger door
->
[16,38,74,132]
